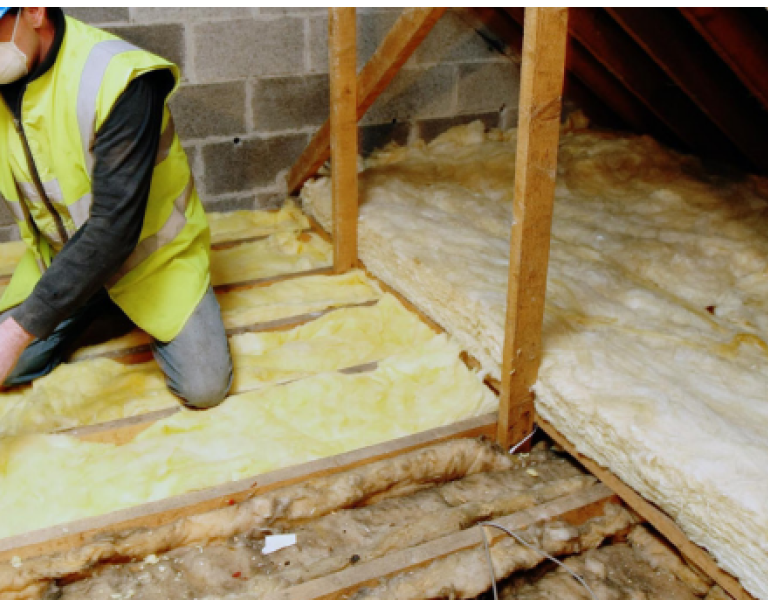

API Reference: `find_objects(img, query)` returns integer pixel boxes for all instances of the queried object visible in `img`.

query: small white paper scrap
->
[262,534,297,555]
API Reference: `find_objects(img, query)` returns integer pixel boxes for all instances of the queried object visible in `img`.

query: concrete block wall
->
[0,8,520,240]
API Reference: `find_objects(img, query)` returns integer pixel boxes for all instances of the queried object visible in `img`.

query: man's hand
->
[0,316,34,386]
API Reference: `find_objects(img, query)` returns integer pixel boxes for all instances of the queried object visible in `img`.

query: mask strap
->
[10,11,20,43]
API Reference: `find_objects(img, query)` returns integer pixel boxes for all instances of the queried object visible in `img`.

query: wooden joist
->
[210,266,334,294]
[0,414,496,563]
[497,7,567,450]
[61,359,379,445]
[329,8,359,273]
[64,407,179,445]
[607,7,768,174]
[287,8,446,195]
[538,418,754,600]
[275,482,617,600]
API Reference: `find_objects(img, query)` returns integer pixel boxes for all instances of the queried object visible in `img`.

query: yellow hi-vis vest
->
[0,16,210,342]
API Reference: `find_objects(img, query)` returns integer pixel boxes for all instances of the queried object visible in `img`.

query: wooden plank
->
[275,483,616,600]
[497,8,567,450]
[541,7,746,165]
[357,262,443,335]
[329,8,359,273]
[0,413,496,562]
[607,7,768,174]
[680,7,768,113]
[306,214,333,244]
[538,417,755,600]
[212,230,304,251]
[213,266,333,294]
[64,407,179,445]
[72,301,378,364]
[287,8,446,195]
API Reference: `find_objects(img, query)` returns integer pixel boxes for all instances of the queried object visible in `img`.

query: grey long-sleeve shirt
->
[0,9,175,339]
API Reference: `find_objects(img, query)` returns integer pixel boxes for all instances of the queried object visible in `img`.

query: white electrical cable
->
[478,521,598,600]
[479,524,499,600]
[508,425,539,454]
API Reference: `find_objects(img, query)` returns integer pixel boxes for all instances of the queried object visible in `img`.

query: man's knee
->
[175,370,232,410]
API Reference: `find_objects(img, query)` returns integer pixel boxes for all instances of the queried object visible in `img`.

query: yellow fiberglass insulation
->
[0,336,496,538]
[70,270,382,361]
[207,199,309,245]
[301,120,768,599]
[0,202,309,279]
[210,230,331,286]
[0,293,431,438]
[230,294,435,391]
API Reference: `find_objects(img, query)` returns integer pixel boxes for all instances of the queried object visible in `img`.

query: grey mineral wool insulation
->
[1,438,514,599]
[497,523,723,600]
[52,446,589,599]
[341,502,637,600]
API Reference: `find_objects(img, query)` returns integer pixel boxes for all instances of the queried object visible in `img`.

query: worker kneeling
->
[0,8,232,408]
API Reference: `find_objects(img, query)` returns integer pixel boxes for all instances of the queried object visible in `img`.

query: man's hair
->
[5,8,20,15]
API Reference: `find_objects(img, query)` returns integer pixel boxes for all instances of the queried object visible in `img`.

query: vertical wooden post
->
[497,7,568,450]
[329,8,358,273]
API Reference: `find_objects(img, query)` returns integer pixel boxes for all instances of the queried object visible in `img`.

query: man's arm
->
[0,69,175,380]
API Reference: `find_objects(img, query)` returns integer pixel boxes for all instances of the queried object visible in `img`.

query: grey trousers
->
[0,287,233,409]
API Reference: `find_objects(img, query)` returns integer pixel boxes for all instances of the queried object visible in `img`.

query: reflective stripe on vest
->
[68,192,92,228]
[155,113,175,166]
[16,180,75,246]
[0,190,46,275]
[70,39,175,230]
[17,180,64,205]
[108,176,194,285]
[4,196,25,223]
[77,39,139,176]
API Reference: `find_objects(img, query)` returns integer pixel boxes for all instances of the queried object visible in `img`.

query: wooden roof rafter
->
[606,7,768,174]
[680,7,768,112]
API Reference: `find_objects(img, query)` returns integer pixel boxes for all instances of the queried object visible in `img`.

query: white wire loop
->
[478,520,598,600]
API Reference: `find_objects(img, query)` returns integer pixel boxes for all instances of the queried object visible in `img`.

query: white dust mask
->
[0,14,28,85]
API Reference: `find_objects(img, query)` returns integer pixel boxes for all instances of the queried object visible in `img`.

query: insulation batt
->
[1,289,423,438]
[210,230,331,286]
[53,447,585,599]
[301,121,768,599]
[0,201,310,278]
[0,334,496,538]
[70,269,382,361]
[0,438,513,599]
[206,199,309,245]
